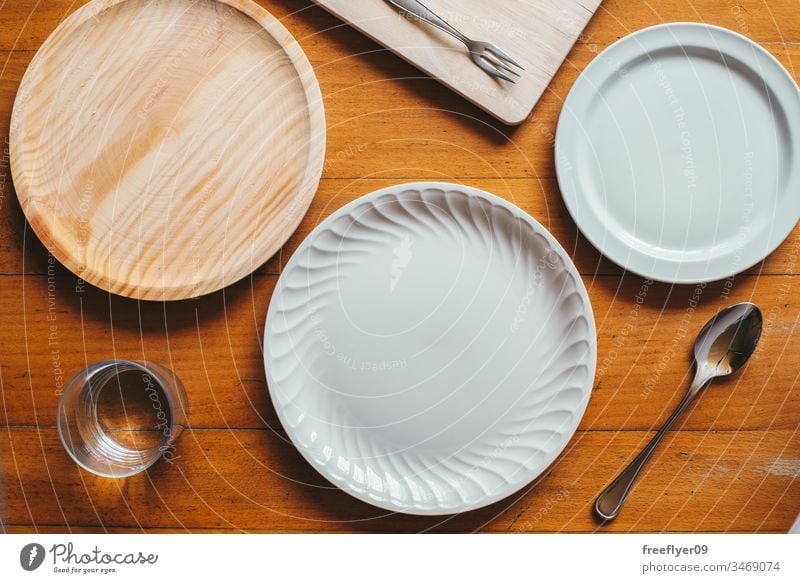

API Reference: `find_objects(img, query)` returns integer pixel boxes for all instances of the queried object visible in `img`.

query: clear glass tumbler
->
[57,360,189,477]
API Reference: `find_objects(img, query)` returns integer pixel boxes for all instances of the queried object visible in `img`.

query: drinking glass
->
[57,360,188,477]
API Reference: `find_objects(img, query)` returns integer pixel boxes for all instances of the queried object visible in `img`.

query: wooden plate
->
[10,0,325,300]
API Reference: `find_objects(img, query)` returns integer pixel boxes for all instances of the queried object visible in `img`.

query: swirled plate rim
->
[264,182,597,515]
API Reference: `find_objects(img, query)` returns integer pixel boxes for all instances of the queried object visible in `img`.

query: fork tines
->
[474,43,524,83]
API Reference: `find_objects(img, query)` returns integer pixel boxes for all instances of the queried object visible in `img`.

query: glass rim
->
[57,359,187,478]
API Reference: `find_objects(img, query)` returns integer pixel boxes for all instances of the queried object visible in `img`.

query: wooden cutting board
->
[313,0,602,125]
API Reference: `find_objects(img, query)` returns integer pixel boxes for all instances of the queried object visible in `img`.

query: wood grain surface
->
[1,0,798,533]
[312,0,602,124]
[9,0,325,300]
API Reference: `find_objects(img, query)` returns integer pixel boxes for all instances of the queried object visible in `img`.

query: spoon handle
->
[594,373,712,521]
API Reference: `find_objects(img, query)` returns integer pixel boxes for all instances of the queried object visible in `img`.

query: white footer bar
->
[1,533,797,582]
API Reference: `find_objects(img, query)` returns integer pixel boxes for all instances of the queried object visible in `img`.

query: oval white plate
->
[264,183,596,514]
[556,23,800,283]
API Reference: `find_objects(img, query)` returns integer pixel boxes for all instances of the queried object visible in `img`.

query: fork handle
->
[386,0,469,46]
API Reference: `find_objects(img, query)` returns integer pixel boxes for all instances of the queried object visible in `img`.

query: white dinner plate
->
[556,23,800,283]
[264,183,596,514]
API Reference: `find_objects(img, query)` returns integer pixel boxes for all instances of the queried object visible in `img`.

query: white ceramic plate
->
[790,513,800,534]
[556,23,800,283]
[264,183,596,514]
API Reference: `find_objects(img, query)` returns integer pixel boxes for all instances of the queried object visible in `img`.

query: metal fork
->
[385,0,524,83]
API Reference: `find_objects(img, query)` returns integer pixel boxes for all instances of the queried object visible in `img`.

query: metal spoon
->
[594,302,763,522]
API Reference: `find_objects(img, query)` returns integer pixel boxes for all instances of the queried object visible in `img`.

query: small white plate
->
[556,23,800,283]
[264,183,596,514]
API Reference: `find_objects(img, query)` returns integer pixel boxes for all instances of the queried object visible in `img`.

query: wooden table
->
[1,0,798,534]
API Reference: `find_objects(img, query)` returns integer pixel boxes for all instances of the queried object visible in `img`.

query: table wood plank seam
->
[0,425,789,434]
[3,270,800,278]
[1,523,775,534]
[0,42,798,54]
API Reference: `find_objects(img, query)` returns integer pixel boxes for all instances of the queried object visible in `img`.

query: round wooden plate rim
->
[10,0,326,301]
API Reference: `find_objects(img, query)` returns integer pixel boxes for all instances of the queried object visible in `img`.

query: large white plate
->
[264,183,596,514]
[556,23,800,283]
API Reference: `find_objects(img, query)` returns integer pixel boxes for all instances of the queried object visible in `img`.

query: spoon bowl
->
[693,302,763,379]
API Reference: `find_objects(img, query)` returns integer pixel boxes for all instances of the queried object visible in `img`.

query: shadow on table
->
[270,469,550,534]
[288,1,522,144]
